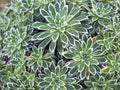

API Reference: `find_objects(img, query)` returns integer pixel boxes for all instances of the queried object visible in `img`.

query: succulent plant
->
[0,0,120,89]
[85,73,120,90]
[32,0,88,54]
[88,1,116,22]
[97,31,119,54]
[3,27,30,57]
[64,35,105,79]
[106,54,120,74]
[38,60,82,90]
[26,46,52,72]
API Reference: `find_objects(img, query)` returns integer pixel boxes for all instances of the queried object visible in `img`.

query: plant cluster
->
[0,0,120,90]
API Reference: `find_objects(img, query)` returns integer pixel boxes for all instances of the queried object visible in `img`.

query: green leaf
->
[68,61,78,68]
[66,29,79,38]
[99,76,105,82]
[64,53,74,59]
[102,67,110,74]
[39,81,49,86]
[49,41,56,53]
[60,75,66,80]
[55,12,61,21]
[44,86,52,90]
[78,63,85,72]
[79,11,88,21]
[40,9,49,17]
[48,3,56,18]
[84,81,93,87]
[66,78,76,84]
[58,86,66,90]
[80,68,86,79]
[89,64,96,75]
[66,85,76,90]
[60,33,68,44]
[55,2,59,12]
[55,66,60,75]
[44,77,52,82]
[69,66,78,75]
[95,73,100,80]
[32,22,51,30]
[44,68,51,75]
[46,16,55,25]
[72,84,82,89]
[39,31,51,39]
[32,46,38,54]
[50,62,55,72]
[52,33,59,42]
[62,66,68,74]
[33,31,51,40]
[32,22,41,28]
[67,34,75,45]
[61,6,68,17]
[39,38,51,48]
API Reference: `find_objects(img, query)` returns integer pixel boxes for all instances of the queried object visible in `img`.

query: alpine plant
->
[0,0,120,90]
[32,0,88,54]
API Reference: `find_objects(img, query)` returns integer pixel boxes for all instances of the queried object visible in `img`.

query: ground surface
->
[0,0,11,11]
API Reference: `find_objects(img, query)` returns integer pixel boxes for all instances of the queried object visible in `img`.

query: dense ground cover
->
[0,0,120,90]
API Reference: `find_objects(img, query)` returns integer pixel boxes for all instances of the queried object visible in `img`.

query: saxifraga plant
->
[85,73,120,90]
[38,60,82,90]
[32,0,88,54]
[0,0,120,90]
[64,35,105,79]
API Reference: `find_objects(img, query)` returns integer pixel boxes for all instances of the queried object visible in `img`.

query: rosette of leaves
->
[0,51,25,88]
[3,0,50,30]
[106,54,120,74]
[100,16,120,34]
[64,35,105,79]
[88,1,117,22]
[8,0,37,13]
[6,72,36,90]
[38,60,82,90]
[0,63,14,85]
[112,16,120,36]
[0,9,28,32]
[27,46,52,72]
[85,73,120,90]
[5,0,33,27]
[0,51,40,89]
[97,30,119,54]
[3,27,30,57]
[32,0,88,53]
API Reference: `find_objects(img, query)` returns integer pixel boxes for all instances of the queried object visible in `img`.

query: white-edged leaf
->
[32,22,41,28]
[46,16,55,25]
[39,38,51,48]
[33,22,51,30]
[60,33,68,44]
[61,5,68,17]
[37,32,51,40]
[48,3,56,18]
[40,9,49,17]
[49,41,56,53]
[89,64,96,75]
[80,68,86,79]
[55,66,60,75]
[66,29,79,38]
[52,33,59,42]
